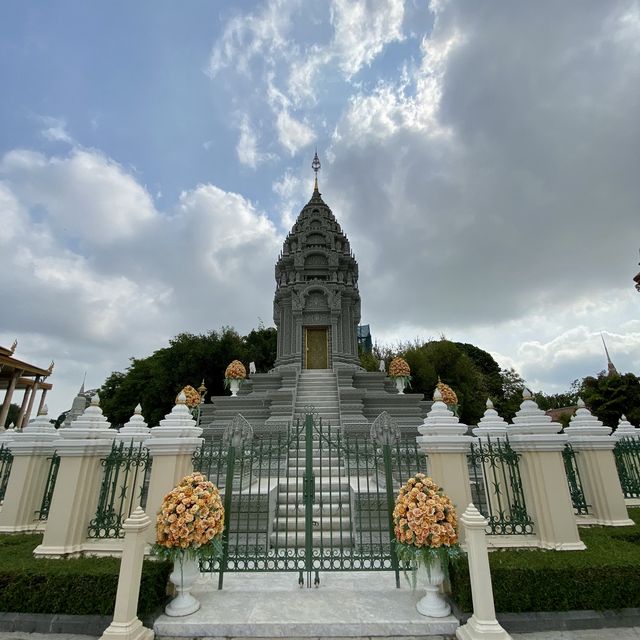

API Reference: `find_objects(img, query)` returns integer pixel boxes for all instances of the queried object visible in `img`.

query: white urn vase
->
[165,554,201,617]
[415,558,451,618]
[395,378,405,395]
[229,379,241,397]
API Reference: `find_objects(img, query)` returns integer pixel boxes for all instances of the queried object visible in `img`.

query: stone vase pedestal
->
[416,559,451,618]
[165,554,201,617]
[229,379,241,397]
[394,378,405,395]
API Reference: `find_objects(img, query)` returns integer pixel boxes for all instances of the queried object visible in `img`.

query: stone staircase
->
[271,369,352,547]
[294,369,340,426]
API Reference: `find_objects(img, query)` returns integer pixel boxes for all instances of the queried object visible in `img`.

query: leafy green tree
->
[495,368,526,421]
[579,372,640,429]
[358,345,379,372]
[454,342,504,402]
[99,326,277,428]
[399,339,489,425]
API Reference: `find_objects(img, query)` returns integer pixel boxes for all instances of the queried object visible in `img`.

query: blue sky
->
[1,0,639,420]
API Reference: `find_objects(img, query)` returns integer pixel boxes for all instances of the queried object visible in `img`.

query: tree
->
[579,372,640,429]
[399,339,489,425]
[495,368,526,421]
[99,326,278,428]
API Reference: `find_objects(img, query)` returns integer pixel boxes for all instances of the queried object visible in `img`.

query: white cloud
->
[0,149,156,245]
[235,116,274,168]
[330,0,406,77]
[39,116,74,144]
[275,110,316,155]
[207,0,301,77]
[0,144,282,419]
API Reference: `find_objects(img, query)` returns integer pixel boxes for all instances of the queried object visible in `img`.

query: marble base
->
[154,572,459,638]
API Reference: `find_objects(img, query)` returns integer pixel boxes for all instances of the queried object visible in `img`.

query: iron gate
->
[193,412,426,588]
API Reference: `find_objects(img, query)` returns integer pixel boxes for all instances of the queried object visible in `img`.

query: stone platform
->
[154,571,459,639]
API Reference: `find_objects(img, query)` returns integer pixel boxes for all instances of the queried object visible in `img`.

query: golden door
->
[305,327,328,369]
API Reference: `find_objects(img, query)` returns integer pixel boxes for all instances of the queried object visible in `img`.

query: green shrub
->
[0,535,171,616]
[450,508,640,613]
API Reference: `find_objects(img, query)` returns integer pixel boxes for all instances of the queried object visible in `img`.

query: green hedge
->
[450,508,640,613]
[0,535,171,616]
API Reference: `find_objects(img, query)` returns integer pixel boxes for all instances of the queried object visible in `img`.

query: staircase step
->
[274,515,352,532]
[278,490,351,503]
[285,466,346,477]
[277,503,351,516]
[270,531,354,547]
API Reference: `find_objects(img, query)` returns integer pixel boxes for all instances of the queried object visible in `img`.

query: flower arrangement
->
[154,473,224,561]
[179,385,201,409]
[224,360,247,389]
[436,377,459,416]
[389,356,411,379]
[389,356,411,390]
[393,472,461,585]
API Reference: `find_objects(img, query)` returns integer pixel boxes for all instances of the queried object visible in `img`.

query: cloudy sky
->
[1,0,639,420]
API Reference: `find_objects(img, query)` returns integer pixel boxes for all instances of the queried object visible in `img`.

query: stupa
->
[201,155,429,436]
[273,151,361,370]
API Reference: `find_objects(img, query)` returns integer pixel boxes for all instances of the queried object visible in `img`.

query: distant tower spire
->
[601,333,619,376]
[79,371,87,395]
[312,149,321,194]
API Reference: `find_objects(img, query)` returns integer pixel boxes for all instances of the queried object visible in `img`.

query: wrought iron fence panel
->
[194,413,425,587]
[87,440,150,539]
[468,438,534,535]
[614,436,640,499]
[562,443,589,515]
[36,451,60,520]
[0,443,13,502]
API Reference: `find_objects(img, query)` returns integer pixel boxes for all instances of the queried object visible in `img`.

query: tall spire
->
[312,149,321,194]
[601,333,619,377]
[78,371,87,396]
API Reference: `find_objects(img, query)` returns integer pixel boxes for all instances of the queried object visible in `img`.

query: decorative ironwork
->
[36,452,60,520]
[0,443,13,502]
[468,438,534,535]
[87,440,150,539]
[614,437,640,499]
[562,443,589,515]
[193,413,426,587]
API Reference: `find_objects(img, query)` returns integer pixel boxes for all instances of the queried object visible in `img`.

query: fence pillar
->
[565,399,633,526]
[101,507,153,640]
[143,392,203,545]
[35,395,115,557]
[456,504,511,640]
[417,389,473,537]
[0,407,60,532]
[508,391,584,550]
[613,415,639,440]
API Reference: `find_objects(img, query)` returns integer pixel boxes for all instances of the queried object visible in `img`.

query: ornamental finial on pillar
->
[312,149,321,194]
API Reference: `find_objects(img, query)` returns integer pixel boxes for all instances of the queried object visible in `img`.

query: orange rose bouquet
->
[389,356,412,387]
[224,360,247,390]
[179,385,201,409]
[393,472,461,584]
[436,378,459,417]
[154,473,224,562]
